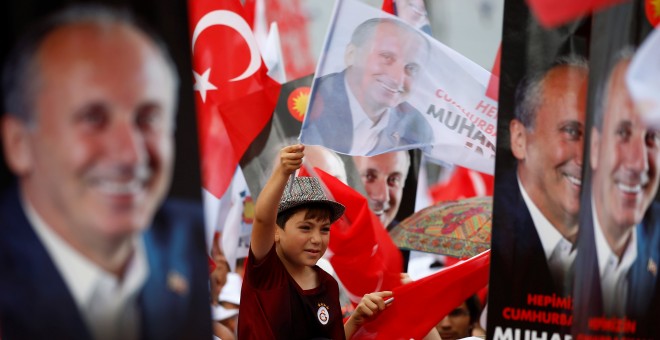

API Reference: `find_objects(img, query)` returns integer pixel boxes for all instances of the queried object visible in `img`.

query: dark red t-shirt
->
[238,244,346,340]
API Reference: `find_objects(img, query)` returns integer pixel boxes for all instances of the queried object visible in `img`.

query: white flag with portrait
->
[299,0,497,174]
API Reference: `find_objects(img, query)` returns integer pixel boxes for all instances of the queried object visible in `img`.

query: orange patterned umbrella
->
[389,196,492,258]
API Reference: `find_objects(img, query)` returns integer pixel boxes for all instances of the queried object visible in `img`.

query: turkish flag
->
[352,251,491,340]
[527,0,629,27]
[311,168,404,305]
[242,0,256,29]
[188,0,281,198]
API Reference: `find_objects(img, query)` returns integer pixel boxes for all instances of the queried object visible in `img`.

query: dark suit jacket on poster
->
[572,198,660,338]
[301,71,434,154]
[487,171,572,336]
[0,184,212,340]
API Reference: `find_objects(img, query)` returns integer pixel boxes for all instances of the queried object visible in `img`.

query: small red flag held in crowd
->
[188,0,281,199]
[527,0,629,27]
[310,168,404,305]
[353,250,491,340]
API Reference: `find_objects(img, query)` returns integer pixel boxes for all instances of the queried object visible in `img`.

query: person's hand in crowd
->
[344,291,393,339]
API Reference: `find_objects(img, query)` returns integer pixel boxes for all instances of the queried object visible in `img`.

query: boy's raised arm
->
[251,144,305,261]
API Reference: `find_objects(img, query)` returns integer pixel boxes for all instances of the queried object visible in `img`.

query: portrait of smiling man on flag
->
[301,16,432,156]
[300,0,497,176]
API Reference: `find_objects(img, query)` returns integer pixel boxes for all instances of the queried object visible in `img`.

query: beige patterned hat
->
[278,176,345,223]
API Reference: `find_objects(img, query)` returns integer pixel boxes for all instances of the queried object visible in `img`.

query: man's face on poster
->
[345,21,425,118]
[9,24,176,240]
[512,65,588,230]
[353,151,410,227]
[591,60,660,230]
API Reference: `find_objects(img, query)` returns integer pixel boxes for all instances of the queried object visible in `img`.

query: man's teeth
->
[97,180,142,194]
[618,183,642,193]
[381,82,401,93]
[566,175,582,186]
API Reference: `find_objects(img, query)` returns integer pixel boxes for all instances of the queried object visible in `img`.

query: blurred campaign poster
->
[486,0,590,339]
[299,0,497,175]
[488,1,660,340]
[626,26,660,130]
[572,1,660,338]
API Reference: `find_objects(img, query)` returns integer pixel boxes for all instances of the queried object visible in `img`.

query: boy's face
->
[275,209,331,268]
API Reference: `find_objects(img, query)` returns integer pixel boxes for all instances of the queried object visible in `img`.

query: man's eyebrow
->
[558,120,583,127]
[616,120,633,128]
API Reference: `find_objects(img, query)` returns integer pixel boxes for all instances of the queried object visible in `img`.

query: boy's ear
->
[274,227,281,243]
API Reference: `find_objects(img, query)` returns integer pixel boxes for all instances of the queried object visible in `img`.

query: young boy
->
[238,144,392,339]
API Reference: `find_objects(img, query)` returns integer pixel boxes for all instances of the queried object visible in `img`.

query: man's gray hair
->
[592,47,635,131]
[514,55,589,130]
[349,17,430,63]
[2,4,180,124]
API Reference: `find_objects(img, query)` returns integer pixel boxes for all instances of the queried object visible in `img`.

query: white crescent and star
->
[191,10,262,102]
[193,68,216,103]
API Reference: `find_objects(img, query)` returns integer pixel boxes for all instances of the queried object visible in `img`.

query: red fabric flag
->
[646,0,660,26]
[313,168,404,305]
[430,166,494,203]
[527,0,629,27]
[485,44,501,101]
[381,0,395,14]
[242,0,256,29]
[353,250,491,340]
[188,0,281,198]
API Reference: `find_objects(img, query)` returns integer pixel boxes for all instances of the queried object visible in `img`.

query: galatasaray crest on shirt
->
[317,303,329,325]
